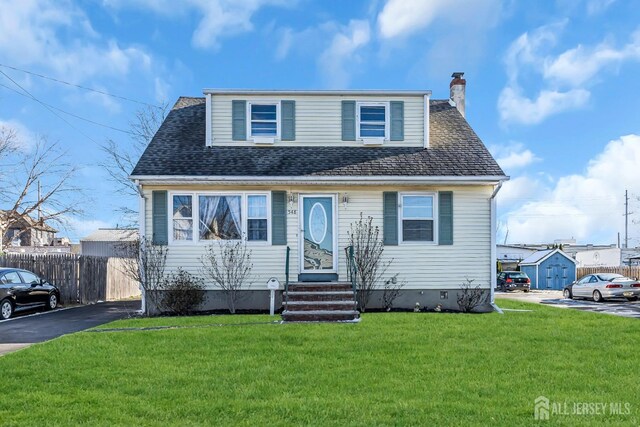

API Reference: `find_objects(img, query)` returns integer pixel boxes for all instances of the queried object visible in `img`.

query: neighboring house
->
[520,249,577,290]
[497,244,538,271]
[0,210,57,248]
[80,228,138,257]
[130,73,508,314]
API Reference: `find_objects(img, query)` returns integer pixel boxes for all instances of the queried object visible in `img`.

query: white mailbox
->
[267,277,280,290]
[266,277,280,316]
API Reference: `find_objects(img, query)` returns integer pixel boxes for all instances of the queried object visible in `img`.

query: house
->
[0,210,57,248]
[80,228,138,257]
[130,73,508,316]
[497,244,538,271]
[519,249,577,290]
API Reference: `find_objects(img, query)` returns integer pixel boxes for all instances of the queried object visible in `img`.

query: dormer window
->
[357,102,389,141]
[249,102,280,139]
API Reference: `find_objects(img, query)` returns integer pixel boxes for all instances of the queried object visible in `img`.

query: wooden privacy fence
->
[577,266,640,279]
[0,253,140,305]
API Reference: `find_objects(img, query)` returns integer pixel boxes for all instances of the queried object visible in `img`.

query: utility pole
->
[622,190,635,249]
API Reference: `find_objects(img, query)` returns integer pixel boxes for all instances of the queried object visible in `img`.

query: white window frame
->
[399,192,438,245]
[167,191,271,246]
[247,101,281,141]
[245,193,271,245]
[170,194,194,244]
[356,101,389,142]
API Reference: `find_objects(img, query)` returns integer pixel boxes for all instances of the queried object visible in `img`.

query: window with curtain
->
[401,194,434,242]
[247,195,268,241]
[199,195,242,240]
[173,195,193,241]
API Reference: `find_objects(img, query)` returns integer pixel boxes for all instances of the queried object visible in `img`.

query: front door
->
[300,195,337,273]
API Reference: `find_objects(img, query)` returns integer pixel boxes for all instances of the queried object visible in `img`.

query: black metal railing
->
[345,245,358,304]
[284,246,291,309]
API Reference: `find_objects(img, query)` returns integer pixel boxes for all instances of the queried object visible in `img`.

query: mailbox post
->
[266,277,280,316]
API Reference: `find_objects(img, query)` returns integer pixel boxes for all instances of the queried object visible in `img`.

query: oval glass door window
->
[309,202,327,244]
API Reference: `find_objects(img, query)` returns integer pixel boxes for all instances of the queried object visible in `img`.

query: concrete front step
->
[284,300,357,311]
[288,282,353,292]
[286,291,354,302]
[282,310,360,322]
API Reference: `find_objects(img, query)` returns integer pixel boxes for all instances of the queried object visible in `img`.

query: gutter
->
[490,180,505,314]
[203,89,432,96]
[128,175,508,186]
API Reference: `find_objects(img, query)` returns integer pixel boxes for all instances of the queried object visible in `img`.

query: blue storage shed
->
[519,249,577,290]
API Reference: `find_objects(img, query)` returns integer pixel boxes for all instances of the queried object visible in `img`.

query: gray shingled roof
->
[131,97,505,178]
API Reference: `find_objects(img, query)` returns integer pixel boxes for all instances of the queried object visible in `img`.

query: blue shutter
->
[342,100,356,141]
[438,191,453,245]
[271,191,287,245]
[281,101,295,141]
[390,101,404,141]
[152,191,168,245]
[383,192,398,245]
[232,100,246,141]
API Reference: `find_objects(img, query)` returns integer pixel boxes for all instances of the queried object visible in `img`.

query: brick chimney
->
[450,72,466,118]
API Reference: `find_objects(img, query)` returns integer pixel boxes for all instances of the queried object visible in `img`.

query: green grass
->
[1,300,639,426]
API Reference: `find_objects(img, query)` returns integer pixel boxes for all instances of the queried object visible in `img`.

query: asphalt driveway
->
[496,290,640,318]
[0,300,140,353]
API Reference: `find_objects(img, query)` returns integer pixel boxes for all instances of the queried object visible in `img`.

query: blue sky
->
[1,0,640,245]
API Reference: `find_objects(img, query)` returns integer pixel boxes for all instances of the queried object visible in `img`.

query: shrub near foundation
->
[160,268,206,315]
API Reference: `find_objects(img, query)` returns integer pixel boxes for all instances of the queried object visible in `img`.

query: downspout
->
[136,179,146,314]
[490,181,503,314]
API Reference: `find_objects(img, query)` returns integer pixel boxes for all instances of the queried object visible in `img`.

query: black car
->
[497,271,531,292]
[0,268,60,320]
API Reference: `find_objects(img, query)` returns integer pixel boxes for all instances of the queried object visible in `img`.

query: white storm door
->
[300,195,337,273]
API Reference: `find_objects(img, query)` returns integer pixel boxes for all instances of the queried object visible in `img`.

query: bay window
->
[169,192,270,244]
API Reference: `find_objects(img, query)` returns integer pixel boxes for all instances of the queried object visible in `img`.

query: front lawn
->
[1,300,638,425]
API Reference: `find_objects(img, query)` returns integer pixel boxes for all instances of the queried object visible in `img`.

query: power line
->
[0,81,136,136]
[0,68,101,145]
[0,63,162,109]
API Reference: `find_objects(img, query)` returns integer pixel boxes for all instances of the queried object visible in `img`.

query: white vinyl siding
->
[143,185,492,291]
[211,95,424,147]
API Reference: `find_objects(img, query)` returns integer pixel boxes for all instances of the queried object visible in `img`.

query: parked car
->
[563,273,640,302]
[0,268,60,320]
[497,271,531,292]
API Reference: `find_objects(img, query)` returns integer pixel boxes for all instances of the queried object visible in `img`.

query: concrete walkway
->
[496,290,640,319]
[0,300,140,355]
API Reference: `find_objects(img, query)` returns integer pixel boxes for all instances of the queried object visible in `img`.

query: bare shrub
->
[159,268,206,315]
[382,273,406,311]
[348,214,393,311]
[200,240,253,314]
[117,237,168,314]
[457,278,488,313]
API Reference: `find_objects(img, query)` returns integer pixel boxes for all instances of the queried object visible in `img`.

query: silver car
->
[564,273,640,302]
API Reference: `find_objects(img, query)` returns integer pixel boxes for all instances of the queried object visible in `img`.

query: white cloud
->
[498,23,640,125]
[105,0,291,50]
[586,0,616,15]
[377,0,502,39]
[65,218,113,242]
[499,134,640,244]
[491,142,541,171]
[498,86,590,125]
[0,119,37,151]
[318,20,371,88]
[543,29,640,87]
[0,0,153,83]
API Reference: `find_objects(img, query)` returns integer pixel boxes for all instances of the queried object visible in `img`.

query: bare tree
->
[200,240,253,314]
[381,274,406,311]
[0,129,83,250]
[348,214,393,311]
[117,236,168,314]
[99,103,168,225]
[457,278,488,313]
